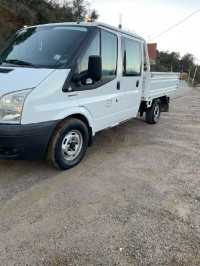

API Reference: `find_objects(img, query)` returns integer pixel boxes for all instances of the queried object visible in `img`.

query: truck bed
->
[142,72,180,101]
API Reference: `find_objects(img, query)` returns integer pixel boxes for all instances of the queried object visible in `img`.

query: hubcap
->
[61,130,83,161]
[154,104,160,121]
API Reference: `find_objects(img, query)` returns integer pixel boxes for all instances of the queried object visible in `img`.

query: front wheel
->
[146,99,161,124]
[46,118,89,170]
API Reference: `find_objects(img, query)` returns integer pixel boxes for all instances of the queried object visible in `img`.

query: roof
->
[27,21,144,42]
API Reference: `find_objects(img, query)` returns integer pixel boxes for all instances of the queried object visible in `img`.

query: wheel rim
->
[154,104,160,122]
[61,130,83,161]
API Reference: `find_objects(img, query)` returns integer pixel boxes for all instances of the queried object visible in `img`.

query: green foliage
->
[180,53,194,72]
[152,50,199,85]
[90,10,99,19]
[154,50,180,71]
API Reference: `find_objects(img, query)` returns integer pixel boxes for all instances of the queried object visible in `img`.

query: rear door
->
[76,28,121,132]
[120,36,143,120]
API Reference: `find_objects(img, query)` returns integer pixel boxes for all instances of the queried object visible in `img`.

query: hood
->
[0,67,55,97]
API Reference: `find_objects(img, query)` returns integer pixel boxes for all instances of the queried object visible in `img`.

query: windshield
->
[0,26,88,68]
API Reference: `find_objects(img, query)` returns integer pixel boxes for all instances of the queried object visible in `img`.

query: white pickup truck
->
[0,21,179,170]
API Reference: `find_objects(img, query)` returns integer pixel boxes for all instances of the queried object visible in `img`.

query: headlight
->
[0,89,32,124]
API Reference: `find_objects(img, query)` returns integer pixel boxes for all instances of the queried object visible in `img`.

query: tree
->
[180,53,195,73]
[90,9,99,20]
[155,50,180,71]
[170,52,180,72]
[71,0,87,21]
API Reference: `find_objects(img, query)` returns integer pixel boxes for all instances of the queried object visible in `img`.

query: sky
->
[88,0,200,62]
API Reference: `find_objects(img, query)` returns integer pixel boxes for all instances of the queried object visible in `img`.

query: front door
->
[75,28,121,132]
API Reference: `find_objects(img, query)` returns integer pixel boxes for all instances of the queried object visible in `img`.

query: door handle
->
[136,80,139,87]
[68,93,78,97]
[117,81,120,90]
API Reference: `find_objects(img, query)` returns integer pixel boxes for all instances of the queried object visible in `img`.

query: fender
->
[53,106,96,135]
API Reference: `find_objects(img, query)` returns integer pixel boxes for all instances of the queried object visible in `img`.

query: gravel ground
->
[0,81,200,265]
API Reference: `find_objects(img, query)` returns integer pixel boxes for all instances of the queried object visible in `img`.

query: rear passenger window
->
[123,38,141,76]
[101,30,117,76]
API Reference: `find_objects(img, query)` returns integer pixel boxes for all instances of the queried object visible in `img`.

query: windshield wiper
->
[0,59,38,68]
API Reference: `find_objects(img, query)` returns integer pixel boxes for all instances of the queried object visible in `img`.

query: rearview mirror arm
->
[73,70,89,82]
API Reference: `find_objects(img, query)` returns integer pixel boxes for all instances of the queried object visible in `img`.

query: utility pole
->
[180,69,183,80]
[119,13,122,29]
[192,58,199,85]
[192,65,198,85]
[188,66,191,83]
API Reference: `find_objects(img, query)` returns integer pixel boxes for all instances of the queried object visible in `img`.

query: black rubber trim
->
[0,120,59,136]
[62,61,78,92]
[0,120,60,160]
[70,76,116,91]
[0,68,14,74]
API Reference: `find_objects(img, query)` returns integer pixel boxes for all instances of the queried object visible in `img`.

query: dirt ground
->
[0,81,200,265]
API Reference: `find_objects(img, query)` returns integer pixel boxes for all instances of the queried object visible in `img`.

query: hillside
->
[0,4,23,49]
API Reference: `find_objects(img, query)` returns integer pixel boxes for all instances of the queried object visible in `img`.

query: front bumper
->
[0,120,60,160]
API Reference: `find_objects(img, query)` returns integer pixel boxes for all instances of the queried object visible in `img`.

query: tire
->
[46,118,89,170]
[146,99,161,124]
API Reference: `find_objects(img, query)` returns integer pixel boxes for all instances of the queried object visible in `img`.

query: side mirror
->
[73,55,102,83]
[88,55,102,81]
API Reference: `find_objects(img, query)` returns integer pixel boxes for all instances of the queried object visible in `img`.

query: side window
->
[80,31,100,73]
[123,38,141,76]
[101,30,117,76]
[78,29,117,88]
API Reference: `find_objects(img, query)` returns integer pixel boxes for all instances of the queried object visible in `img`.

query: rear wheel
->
[46,118,89,170]
[146,99,161,124]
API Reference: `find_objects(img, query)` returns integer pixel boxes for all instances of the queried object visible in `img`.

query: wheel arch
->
[140,95,169,113]
[66,113,93,146]
[52,112,94,147]
[159,96,170,112]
